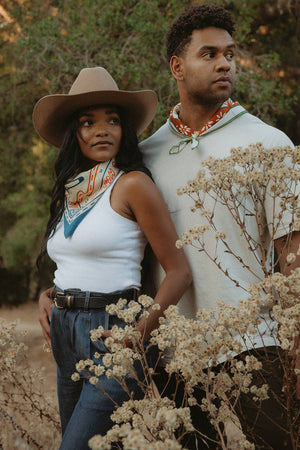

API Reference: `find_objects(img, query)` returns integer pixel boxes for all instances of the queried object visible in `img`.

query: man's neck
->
[178,101,223,131]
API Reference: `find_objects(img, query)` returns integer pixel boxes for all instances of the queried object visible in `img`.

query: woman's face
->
[77,105,122,169]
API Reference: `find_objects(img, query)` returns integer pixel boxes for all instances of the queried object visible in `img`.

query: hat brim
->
[33,89,157,148]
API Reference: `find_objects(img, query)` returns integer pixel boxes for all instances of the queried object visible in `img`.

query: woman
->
[33,67,191,449]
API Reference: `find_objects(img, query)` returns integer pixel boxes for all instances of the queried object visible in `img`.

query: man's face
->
[176,27,237,106]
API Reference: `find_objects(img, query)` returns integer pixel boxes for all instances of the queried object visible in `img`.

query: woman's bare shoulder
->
[120,170,153,183]
[117,170,155,192]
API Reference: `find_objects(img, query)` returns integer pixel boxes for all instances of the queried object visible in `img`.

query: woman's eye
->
[110,117,121,125]
[80,120,92,127]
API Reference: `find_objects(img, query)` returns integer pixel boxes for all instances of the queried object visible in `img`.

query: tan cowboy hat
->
[33,67,158,147]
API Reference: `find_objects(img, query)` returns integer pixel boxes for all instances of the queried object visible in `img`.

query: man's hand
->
[38,287,53,347]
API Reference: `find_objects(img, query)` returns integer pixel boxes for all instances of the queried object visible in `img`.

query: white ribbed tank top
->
[47,172,147,292]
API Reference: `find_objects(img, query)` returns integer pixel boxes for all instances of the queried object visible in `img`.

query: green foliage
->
[0,0,299,304]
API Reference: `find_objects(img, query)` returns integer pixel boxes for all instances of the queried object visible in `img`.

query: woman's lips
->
[92,141,112,147]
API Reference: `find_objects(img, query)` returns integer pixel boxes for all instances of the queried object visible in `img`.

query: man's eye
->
[226,52,234,60]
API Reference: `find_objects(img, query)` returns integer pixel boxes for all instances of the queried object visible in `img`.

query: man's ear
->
[170,55,184,81]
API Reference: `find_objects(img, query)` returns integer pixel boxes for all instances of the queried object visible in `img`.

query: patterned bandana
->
[64,159,119,238]
[169,99,240,153]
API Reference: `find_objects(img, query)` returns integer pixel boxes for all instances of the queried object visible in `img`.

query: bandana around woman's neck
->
[169,99,241,153]
[64,159,119,238]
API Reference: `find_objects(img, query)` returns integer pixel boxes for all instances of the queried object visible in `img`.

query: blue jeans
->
[50,301,151,450]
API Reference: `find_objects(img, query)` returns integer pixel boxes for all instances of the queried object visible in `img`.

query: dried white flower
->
[175,239,183,249]
[287,253,296,264]
[71,372,80,382]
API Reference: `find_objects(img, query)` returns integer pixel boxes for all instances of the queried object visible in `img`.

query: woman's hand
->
[38,287,53,347]
[101,329,133,348]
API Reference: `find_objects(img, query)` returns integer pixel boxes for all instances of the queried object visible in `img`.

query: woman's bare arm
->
[111,171,192,341]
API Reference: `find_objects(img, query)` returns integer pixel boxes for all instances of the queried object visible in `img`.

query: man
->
[140,4,299,449]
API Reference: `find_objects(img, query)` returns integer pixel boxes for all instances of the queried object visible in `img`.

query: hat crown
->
[68,67,119,95]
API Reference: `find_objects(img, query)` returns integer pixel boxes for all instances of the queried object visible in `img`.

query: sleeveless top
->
[47,172,147,292]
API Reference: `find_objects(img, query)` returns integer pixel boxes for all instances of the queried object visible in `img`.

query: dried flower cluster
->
[177,144,300,282]
[89,398,193,450]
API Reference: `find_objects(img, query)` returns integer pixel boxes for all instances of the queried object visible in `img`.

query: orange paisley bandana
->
[64,159,119,238]
[169,99,240,151]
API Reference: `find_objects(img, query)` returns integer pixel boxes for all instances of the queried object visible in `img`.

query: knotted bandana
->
[168,99,242,154]
[64,159,119,238]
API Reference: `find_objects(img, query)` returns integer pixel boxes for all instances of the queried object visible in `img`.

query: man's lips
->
[214,77,232,85]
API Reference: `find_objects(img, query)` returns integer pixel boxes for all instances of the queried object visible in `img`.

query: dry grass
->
[0,301,60,449]
[0,301,57,393]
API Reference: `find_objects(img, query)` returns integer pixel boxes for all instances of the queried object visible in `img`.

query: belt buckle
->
[54,298,64,309]
[54,291,65,309]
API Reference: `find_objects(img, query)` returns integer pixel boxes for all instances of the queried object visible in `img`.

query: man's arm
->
[274,230,300,399]
[274,231,300,276]
[38,287,53,347]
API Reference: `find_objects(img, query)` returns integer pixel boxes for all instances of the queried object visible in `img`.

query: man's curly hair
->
[166,4,235,62]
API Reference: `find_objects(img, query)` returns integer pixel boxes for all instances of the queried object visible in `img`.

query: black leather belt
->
[53,288,138,310]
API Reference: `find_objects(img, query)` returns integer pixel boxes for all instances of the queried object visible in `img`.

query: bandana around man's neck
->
[63,159,119,238]
[168,99,241,154]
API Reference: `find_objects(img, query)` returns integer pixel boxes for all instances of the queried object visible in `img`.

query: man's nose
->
[216,55,231,71]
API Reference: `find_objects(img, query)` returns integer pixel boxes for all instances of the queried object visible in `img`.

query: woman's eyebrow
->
[105,107,119,115]
[79,112,94,117]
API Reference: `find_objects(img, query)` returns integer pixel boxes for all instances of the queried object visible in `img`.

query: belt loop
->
[49,285,56,301]
[84,291,91,312]
[67,295,74,309]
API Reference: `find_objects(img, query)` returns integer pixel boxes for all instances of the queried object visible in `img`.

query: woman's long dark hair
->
[36,106,152,268]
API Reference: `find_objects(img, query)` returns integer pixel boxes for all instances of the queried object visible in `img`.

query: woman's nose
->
[96,129,108,136]
[95,122,108,136]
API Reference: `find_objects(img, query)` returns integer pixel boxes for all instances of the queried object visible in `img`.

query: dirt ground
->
[0,301,57,399]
